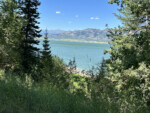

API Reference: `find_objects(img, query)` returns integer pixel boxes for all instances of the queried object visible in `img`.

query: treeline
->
[0,0,150,113]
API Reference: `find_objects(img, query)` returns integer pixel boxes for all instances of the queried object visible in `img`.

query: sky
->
[39,0,121,31]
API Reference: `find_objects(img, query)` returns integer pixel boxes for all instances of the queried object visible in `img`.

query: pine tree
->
[99,58,106,78]
[106,0,150,75]
[95,58,106,83]
[41,29,52,60]
[41,29,53,81]
[20,0,41,73]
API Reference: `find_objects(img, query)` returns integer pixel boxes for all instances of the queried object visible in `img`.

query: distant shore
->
[66,67,92,78]
[38,38,109,44]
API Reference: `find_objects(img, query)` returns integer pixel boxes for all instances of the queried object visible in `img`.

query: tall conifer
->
[106,0,150,74]
[20,0,41,72]
[42,29,52,60]
[41,29,53,81]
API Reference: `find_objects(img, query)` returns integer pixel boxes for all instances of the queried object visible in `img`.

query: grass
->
[0,71,149,113]
[0,71,119,113]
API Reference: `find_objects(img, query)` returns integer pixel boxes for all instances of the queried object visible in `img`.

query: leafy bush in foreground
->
[0,70,118,113]
[1,69,150,113]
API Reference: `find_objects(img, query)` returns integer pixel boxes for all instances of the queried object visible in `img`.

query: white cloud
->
[56,11,61,14]
[90,17,94,20]
[95,17,100,20]
[75,15,79,18]
[90,17,100,20]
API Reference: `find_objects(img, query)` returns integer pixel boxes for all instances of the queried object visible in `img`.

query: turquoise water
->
[38,39,110,71]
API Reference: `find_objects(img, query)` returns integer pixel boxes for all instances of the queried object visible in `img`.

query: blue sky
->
[39,0,121,31]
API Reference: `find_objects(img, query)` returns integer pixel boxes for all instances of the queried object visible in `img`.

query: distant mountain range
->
[41,28,111,42]
[41,29,65,34]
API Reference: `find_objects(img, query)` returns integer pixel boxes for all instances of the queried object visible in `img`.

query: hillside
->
[42,29,111,42]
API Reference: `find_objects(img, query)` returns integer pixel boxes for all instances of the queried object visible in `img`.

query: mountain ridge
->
[42,28,110,42]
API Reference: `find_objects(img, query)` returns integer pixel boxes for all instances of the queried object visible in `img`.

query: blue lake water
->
[38,39,110,71]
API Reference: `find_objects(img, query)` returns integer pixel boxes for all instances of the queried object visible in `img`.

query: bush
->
[107,63,150,113]
[0,70,117,113]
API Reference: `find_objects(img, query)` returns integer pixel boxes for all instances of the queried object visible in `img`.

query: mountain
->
[42,28,110,42]
[41,29,65,34]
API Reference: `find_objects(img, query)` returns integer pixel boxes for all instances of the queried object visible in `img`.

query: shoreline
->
[38,38,109,44]
[66,67,92,78]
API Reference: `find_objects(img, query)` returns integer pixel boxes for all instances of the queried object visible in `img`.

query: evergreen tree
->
[20,0,41,73]
[106,0,150,75]
[41,29,52,60]
[99,58,106,77]
[95,58,106,83]
[41,29,53,81]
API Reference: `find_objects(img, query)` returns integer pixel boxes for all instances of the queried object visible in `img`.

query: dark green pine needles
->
[20,0,42,72]
[40,29,53,81]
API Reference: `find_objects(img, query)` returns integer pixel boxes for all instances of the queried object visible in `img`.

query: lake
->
[38,39,110,71]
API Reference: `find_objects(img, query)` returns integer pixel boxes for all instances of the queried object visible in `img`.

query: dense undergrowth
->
[0,69,150,113]
[0,70,115,113]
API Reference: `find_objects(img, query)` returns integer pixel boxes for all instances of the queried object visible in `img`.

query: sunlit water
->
[38,39,110,71]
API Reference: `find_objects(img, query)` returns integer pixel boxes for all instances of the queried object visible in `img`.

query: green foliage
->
[0,67,150,113]
[107,63,150,112]
[0,71,118,113]
[41,29,52,60]
[0,0,24,70]
[49,56,70,88]
[67,57,77,74]
[106,0,150,74]
[1,0,150,112]
[68,74,87,94]
[3,70,149,113]
[52,56,66,75]
[105,1,150,112]
[96,58,107,82]
[20,0,41,73]
[40,29,53,82]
